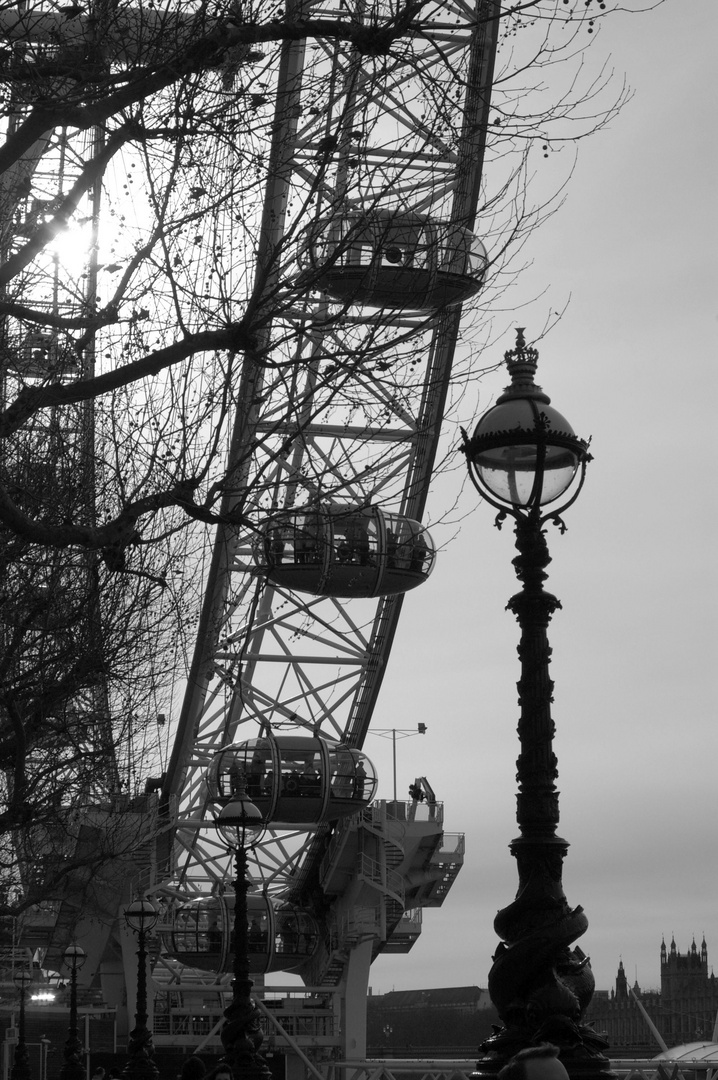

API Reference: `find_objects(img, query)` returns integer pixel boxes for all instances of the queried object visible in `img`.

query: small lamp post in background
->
[213,775,272,1080]
[60,943,86,1080]
[123,899,160,1080]
[464,330,613,1080]
[11,967,33,1080]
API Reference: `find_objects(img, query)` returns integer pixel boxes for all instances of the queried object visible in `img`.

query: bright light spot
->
[49,220,96,276]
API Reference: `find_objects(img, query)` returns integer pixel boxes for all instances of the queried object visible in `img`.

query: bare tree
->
[0,0,655,553]
[0,430,194,918]
[0,0,657,919]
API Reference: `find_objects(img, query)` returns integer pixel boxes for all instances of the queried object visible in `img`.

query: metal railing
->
[323,1059,718,1080]
[430,833,465,862]
[358,853,405,903]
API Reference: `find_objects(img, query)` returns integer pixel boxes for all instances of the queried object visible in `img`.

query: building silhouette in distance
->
[368,939,718,1060]
[367,986,499,1057]
[586,937,718,1055]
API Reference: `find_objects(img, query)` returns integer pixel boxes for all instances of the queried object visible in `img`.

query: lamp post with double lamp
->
[463,330,613,1080]
[11,967,33,1080]
[60,944,86,1080]
[213,778,272,1080]
[123,900,160,1080]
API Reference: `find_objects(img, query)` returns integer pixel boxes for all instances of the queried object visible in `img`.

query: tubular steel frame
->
[160,0,501,907]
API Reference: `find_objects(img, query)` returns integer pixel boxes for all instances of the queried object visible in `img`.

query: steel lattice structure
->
[160,0,500,904]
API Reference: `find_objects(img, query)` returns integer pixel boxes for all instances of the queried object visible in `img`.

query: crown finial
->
[228,762,249,799]
[497,328,550,404]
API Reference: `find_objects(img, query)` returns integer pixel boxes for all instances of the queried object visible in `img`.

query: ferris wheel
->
[1,0,503,1058]
[154,0,501,1008]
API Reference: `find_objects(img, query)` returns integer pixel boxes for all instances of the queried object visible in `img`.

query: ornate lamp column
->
[122,899,160,1080]
[464,330,612,1080]
[11,967,33,1080]
[213,777,272,1080]
[60,944,86,1080]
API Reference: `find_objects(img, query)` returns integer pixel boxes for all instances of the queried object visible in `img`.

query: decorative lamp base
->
[10,1043,32,1080]
[122,1025,160,1080]
[221,991,273,1080]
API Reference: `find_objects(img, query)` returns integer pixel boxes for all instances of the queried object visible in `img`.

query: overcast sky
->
[360,0,718,1001]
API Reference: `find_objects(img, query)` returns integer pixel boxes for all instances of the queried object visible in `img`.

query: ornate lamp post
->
[213,777,272,1080]
[123,899,160,1080]
[11,967,33,1080]
[463,330,612,1080]
[60,944,86,1080]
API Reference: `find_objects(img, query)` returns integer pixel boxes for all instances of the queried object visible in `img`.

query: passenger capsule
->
[302,209,487,311]
[258,505,435,599]
[207,734,377,827]
[7,331,81,378]
[161,894,318,975]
